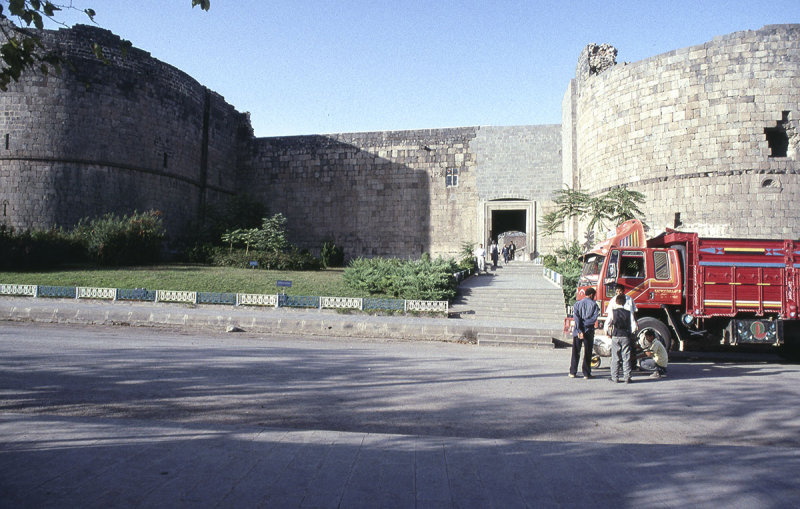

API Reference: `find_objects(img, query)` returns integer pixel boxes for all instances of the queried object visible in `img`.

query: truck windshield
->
[579,254,604,286]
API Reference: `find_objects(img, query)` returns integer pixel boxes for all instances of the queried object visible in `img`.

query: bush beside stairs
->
[449,261,566,348]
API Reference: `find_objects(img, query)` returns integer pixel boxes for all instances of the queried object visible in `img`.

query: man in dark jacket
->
[570,288,600,379]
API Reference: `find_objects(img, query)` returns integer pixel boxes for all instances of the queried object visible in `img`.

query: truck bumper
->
[728,318,783,345]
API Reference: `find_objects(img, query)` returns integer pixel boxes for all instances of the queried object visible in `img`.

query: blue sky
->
[45,1,800,137]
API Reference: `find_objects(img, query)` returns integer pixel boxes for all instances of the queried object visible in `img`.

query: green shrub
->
[541,254,558,270]
[73,210,165,266]
[219,213,290,255]
[320,240,345,268]
[210,247,321,271]
[0,225,85,270]
[543,241,583,305]
[343,256,459,301]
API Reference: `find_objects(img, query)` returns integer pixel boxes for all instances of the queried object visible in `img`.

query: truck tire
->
[637,317,672,351]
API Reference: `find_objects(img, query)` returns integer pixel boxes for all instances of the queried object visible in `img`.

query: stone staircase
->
[449,261,567,348]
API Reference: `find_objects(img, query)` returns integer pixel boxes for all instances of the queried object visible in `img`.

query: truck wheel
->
[637,317,672,351]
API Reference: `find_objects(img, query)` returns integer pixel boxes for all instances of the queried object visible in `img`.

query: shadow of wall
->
[245,129,480,259]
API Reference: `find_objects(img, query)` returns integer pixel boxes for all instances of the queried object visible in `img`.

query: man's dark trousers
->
[570,329,595,377]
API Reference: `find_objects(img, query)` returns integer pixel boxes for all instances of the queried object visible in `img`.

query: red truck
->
[575,219,800,353]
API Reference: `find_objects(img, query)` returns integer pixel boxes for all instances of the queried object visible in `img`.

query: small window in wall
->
[760,177,782,193]
[654,251,670,280]
[4,134,9,150]
[163,153,169,168]
[446,168,458,187]
[764,111,790,158]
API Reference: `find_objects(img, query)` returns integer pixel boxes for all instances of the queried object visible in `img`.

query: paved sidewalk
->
[3,413,799,508]
[0,294,563,345]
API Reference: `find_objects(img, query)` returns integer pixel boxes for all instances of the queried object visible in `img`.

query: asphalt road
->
[2,322,799,448]
[3,323,800,508]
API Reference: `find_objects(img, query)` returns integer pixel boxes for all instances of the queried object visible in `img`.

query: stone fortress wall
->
[0,24,562,259]
[0,24,249,237]
[245,125,562,259]
[1,23,798,260]
[564,25,800,238]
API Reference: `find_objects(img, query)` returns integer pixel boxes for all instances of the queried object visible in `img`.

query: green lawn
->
[0,265,369,297]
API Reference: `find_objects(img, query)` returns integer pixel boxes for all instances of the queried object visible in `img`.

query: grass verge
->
[0,265,377,297]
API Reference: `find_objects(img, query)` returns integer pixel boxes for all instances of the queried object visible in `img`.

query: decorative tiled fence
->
[0,284,448,314]
[0,284,37,297]
[542,268,563,287]
[533,258,564,287]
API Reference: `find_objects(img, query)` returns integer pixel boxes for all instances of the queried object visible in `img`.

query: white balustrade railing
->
[406,299,448,313]
[77,287,117,300]
[1,284,37,296]
[320,296,363,310]
[156,290,197,303]
[237,293,279,307]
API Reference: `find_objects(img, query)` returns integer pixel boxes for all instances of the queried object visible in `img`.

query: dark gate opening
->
[490,209,525,241]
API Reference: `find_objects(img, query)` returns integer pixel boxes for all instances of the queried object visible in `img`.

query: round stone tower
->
[0,24,250,235]
[564,25,800,239]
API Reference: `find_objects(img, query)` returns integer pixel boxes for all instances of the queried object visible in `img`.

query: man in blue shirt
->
[570,287,600,379]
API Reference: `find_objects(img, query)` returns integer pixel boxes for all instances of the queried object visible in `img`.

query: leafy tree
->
[254,213,288,253]
[540,185,646,238]
[605,186,646,224]
[586,193,614,234]
[540,186,647,304]
[0,1,210,91]
[219,213,289,255]
[539,187,590,236]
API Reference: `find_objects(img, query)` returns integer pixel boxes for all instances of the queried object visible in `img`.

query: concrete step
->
[453,266,567,346]
[451,298,564,305]
[449,309,567,322]
[476,332,556,349]
[450,301,565,310]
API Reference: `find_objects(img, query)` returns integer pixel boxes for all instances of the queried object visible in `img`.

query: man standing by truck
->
[605,283,638,373]
[570,288,600,379]
[605,284,638,333]
[606,294,635,384]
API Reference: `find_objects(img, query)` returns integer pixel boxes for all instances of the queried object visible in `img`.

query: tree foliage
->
[540,185,646,237]
[541,240,584,306]
[220,213,289,254]
[0,1,210,91]
[73,210,166,266]
[320,240,345,268]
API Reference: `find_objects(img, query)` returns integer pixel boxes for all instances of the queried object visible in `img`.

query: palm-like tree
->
[605,186,646,225]
[540,186,591,235]
[540,185,647,237]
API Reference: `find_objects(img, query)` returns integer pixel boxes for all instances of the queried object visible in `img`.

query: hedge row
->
[0,211,164,269]
[343,256,459,301]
